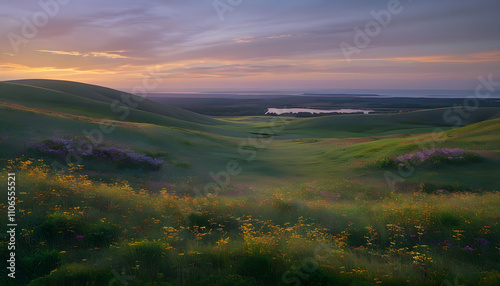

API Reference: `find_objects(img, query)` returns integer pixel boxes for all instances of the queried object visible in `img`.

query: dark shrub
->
[84,223,121,247]
[37,213,85,244]
[238,254,273,280]
[21,250,61,281]
[27,264,112,286]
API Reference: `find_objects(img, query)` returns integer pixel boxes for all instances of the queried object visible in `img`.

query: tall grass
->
[0,159,498,285]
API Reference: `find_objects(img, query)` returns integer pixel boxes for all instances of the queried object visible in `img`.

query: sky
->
[0,0,499,92]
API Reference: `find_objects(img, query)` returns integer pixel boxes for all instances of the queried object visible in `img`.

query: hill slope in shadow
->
[5,79,221,125]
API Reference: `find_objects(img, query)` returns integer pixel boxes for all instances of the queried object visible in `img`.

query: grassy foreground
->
[1,159,499,285]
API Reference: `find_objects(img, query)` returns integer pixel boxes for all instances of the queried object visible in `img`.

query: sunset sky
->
[1,0,499,91]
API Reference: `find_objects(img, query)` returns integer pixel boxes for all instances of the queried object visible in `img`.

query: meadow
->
[1,80,499,285]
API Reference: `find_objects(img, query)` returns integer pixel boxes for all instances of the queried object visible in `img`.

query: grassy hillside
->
[0,102,247,186]
[1,83,499,186]
[6,79,221,125]
[282,107,500,138]
[0,82,246,139]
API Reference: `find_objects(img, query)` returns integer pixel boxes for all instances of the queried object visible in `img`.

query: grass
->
[1,80,499,285]
[1,159,499,285]
[283,107,500,138]
[0,83,240,137]
[5,79,222,125]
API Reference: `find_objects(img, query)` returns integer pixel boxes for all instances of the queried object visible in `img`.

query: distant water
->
[265,108,374,115]
[300,89,480,98]
[146,88,500,99]
[282,88,500,98]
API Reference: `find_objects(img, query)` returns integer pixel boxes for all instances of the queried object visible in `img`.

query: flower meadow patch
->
[30,138,164,171]
[376,148,481,168]
[395,148,480,165]
[2,158,499,285]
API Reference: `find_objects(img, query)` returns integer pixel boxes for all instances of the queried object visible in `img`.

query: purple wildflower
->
[394,148,478,165]
[31,138,164,170]
[475,238,491,245]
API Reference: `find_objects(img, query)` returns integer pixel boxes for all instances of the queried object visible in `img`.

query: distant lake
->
[265,108,374,115]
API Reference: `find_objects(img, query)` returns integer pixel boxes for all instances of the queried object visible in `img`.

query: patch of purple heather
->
[394,148,478,165]
[475,238,491,245]
[31,138,163,170]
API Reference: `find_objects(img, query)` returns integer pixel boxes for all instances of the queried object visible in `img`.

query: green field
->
[1,80,499,285]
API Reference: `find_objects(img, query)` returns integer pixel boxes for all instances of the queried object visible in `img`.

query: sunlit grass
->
[1,159,498,285]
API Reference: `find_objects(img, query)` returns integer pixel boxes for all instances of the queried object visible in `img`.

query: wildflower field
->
[1,81,500,285]
[1,157,499,285]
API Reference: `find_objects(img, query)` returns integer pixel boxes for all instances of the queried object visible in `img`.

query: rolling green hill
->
[4,79,221,125]
[0,81,246,138]
[2,80,499,181]
[282,107,500,138]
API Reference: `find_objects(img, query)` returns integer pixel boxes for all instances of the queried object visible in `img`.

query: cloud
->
[335,51,500,64]
[233,37,256,43]
[233,34,293,43]
[36,49,130,59]
[158,63,298,78]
